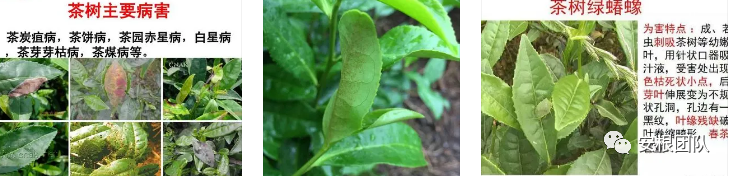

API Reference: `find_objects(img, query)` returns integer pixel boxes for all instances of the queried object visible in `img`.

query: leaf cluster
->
[480,21,638,175]
[163,58,242,120]
[163,122,242,176]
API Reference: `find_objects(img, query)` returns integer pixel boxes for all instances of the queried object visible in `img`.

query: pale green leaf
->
[553,74,591,131]
[481,156,505,175]
[594,100,628,126]
[361,108,424,129]
[380,25,459,69]
[481,21,510,73]
[378,0,459,53]
[616,21,637,71]
[566,149,611,175]
[508,21,528,40]
[480,73,519,129]
[175,74,195,104]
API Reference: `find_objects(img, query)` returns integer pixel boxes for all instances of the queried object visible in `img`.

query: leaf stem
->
[292,143,332,176]
[313,0,343,108]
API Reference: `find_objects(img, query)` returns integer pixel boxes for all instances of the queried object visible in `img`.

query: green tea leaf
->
[566,149,611,175]
[380,25,459,69]
[512,34,556,165]
[0,126,57,173]
[406,72,448,119]
[481,21,510,73]
[49,58,69,71]
[195,110,228,120]
[220,58,242,90]
[0,95,8,116]
[201,122,241,138]
[164,102,190,115]
[616,21,637,70]
[507,21,528,40]
[70,124,110,142]
[263,64,316,101]
[423,59,446,83]
[217,149,229,175]
[70,58,88,86]
[625,118,638,154]
[217,100,242,120]
[83,95,110,111]
[377,0,459,53]
[543,163,572,175]
[323,10,382,143]
[481,73,519,129]
[495,126,543,174]
[70,163,93,176]
[540,54,565,81]
[0,60,63,94]
[540,21,571,34]
[263,5,318,85]
[313,123,427,167]
[176,74,195,104]
[360,108,424,130]
[310,0,334,18]
[32,164,62,176]
[203,99,219,113]
[264,100,318,138]
[187,58,207,86]
[619,154,638,175]
[278,139,309,176]
[164,158,186,176]
[594,100,628,126]
[481,156,505,175]
[553,74,591,131]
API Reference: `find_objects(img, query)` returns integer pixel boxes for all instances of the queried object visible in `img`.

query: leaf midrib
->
[557,79,582,129]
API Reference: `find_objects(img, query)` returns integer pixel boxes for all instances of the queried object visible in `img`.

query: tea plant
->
[0,59,69,120]
[264,0,460,175]
[69,122,161,176]
[70,58,161,120]
[163,58,242,120]
[163,122,242,176]
[481,21,638,175]
[0,122,68,176]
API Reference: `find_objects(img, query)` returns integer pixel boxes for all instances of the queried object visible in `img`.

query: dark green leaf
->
[481,73,519,129]
[263,64,316,101]
[83,95,110,111]
[187,58,207,86]
[9,96,32,120]
[263,5,318,85]
[0,60,63,94]
[594,100,628,126]
[512,34,556,165]
[138,164,159,176]
[380,25,458,69]
[495,126,543,174]
[322,10,382,143]
[263,100,318,138]
[0,126,57,173]
[313,123,427,167]
[567,149,611,175]
[481,21,510,73]
[220,58,242,90]
[278,139,309,176]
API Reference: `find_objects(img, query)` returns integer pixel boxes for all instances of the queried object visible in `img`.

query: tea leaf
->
[49,58,69,71]
[481,156,505,175]
[195,110,227,120]
[553,74,591,131]
[513,34,556,166]
[310,0,334,18]
[264,5,318,85]
[164,102,190,115]
[220,58,242,90]
[119,97,140,120]
[164,158,186,176]
[138,164,159,176]
[360,108,424,130]
[204,99,219,113]
[619,154,638,175]
[187,58,208,85]
[625,118,638,154]
[378,0,459,53]
[83,95,110,111]
[217,149,229,175]
[616,21,637,70]
[70,58,88,86]
[495,126,543,174]
[566,149,611,175]
[0,126,57,173]
[0,60,63,94]
[104,60,127,108]
[540,54,565,81]
[201,122,241,138]
[423,59,446,83]
[217,100,242,120]
[481,73,519,129]
[322,10,382,143]
[313,123,427,167]
[481,21,510,73]
[543,163,571,175]
[32,164,62,176]
[264,100,318,138]
[507,21,528,40]
[176,74,195,104]
[70,163,93,176]
[594,100,628,126]
[263,64,316,101]
[406,72,448,119]
[9,96,32,120]
[380,25,458,69]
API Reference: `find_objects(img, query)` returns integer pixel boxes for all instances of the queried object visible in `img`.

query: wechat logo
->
[604,131,630,154]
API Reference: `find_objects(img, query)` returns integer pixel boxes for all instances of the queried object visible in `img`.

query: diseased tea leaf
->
[138,164,159,176]
[0,126,57,173]
[512,34,556,166]
[380,25,458,69]
[83,95,110,111]
[481,21,510,73]
[323,10,382,143]
[481,73,519,129]
[192,140,216,167]
[264,5,318,85]
[0,60,63,94]
[553,74,591,131]
[377,0,459,54]
[217,149,229,175]
[313,123,427,167]
[594,99,628,126]
[566,149,611,175]
[104,60,127,108]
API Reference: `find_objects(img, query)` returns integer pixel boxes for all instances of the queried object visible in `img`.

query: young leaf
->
[164,102,190,115]
[553,74,591,131]
[377,0,459,53]
[70,58,88,86]
[264,5,318,85]
[481,21,510,73]
[616,21,637,70]
[594,100,628,126]
[203,99,219,113]
[360,108,424,130]
[540,21,571,34]
[512,34,556,165]
[201,122,241,138]
[0,60,63,94]
[619,154,638,175]
[481,73,519,129]
[310,0,334,18]
[176,74,195,104]
[323,9,382,143]
[83,95,110,111]
[313,123,427,167]
[220,58,242,90]
[507,21,528,40]
[380,25,459,69]
[263,64,316,101]
[0,126,57,173]
[481,156,505,175]
[566,149,611,175]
